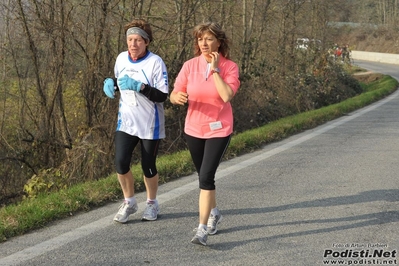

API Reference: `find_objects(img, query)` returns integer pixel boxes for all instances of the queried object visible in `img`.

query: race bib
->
[123,90,137,106]
[209,121,223,131]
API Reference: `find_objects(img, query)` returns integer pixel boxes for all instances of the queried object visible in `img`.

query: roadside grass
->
[0,74,397,243]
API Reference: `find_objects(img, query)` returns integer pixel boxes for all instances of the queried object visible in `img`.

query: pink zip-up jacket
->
[173,55,240,138]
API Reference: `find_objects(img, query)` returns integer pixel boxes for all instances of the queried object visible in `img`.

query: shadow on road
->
[211,189,399,250]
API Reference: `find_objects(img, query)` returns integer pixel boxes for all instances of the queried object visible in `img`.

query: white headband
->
[126,27,150,41]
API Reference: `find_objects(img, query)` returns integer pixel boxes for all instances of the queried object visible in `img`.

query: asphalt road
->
[1,60,398,266]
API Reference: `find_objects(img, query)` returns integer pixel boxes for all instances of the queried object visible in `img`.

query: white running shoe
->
[113,201,138,223]
[191,227,208,246]
[207,213,223,235]
[141,202,160,221]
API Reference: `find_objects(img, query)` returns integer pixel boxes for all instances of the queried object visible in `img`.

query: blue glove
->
[103,78,115,99]
[117,75,142,92]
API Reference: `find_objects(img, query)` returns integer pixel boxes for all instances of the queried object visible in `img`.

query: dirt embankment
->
[333,27,399,54]
[352,73,384,84]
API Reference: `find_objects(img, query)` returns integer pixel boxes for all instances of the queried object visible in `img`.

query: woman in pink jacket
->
[170,22,240,246]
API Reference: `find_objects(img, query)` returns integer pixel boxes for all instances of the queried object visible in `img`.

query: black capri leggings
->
[115,131,160,177]
[184,133,231,190]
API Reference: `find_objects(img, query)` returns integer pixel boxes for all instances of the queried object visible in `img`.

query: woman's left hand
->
[209,52,220,69]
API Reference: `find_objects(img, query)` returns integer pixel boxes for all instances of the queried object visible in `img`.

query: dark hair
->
[124,18,153,43]
[193,22,230,59]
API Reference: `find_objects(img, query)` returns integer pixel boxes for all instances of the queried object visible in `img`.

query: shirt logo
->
[163,71,168,86]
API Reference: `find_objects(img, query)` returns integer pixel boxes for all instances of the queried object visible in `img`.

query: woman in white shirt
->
[103,18,168,224]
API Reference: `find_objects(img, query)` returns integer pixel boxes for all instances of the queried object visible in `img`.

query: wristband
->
[211,68,220,75]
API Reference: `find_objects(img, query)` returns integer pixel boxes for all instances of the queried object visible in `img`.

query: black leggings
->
[184,133,231,190]
[115,131,160,177]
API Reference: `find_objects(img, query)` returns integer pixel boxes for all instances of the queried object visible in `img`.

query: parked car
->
[295,38,321,50]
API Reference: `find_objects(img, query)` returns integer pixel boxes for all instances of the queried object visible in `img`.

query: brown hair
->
[124,18,153,43]
[193,22,230,59]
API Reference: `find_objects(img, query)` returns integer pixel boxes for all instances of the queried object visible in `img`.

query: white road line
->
[1,90,397,265]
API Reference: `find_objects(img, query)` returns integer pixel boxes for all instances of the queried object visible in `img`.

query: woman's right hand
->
[170,91,188,106]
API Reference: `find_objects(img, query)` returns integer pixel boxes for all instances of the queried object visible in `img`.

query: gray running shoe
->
[191,228,208,246]
[207,213,223,235]
[141,203,160,221]
[113,201,138,223]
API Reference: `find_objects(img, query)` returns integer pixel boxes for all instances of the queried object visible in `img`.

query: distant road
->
[0,60,398,266]
[354,59,399,79]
